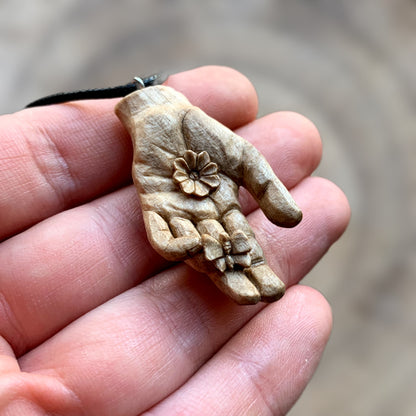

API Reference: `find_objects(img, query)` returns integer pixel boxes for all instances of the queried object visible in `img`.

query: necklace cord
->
[25,74,164,108]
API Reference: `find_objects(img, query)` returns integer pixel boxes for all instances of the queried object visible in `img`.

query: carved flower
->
[203,230,252,272]
[173,150,220,197]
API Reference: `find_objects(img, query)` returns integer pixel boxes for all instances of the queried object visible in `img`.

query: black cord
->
[25,74,165,108]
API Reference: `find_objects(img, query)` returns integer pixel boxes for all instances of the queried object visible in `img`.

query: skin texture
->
[0,66,350,415]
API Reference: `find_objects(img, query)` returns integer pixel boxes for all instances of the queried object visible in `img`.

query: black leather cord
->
[25,74,165,108]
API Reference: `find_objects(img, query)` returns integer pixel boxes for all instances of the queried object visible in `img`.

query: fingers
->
[0,66,258,240]
[209,270,261,305]
[237,111,322,189]
[182,108,318,227]
[222,210,286,303]
[166,66,258,130]
[18,178,347,415]
[240,139,303,227]
[192,215,284,304]
[0,186,163,356]
[236,111,322,213]
[145,286,332,416]
[238,111,322,224]
[0,111,326,356]
[0,337,18,373]
[250,176,351,288]
[143,212,201,261]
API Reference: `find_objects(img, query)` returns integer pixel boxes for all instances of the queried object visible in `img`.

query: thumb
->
[182,108,302,227]
[241,140,302,227]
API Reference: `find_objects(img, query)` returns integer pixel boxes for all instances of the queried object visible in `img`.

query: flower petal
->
[200,174,220,189]
[200,162,218,176]
[202,235,224,260]
[233,253,251,268]
[184,150,197,170]
[225,255,234,269]
[219,233,232,254]
[194,181,210,197]
[215,258,227,272]
[231,230,250,254]
[174,158,189,172]
[197,151,210,170]
[180,179,195,194]
[173,170,189,183]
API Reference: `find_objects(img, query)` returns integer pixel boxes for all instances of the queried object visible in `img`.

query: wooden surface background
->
[1,1,415,414]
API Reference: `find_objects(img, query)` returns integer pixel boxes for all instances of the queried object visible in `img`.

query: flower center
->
[189,170,199,181]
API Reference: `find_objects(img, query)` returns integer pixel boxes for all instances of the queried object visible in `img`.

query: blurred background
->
[1,0,415,414]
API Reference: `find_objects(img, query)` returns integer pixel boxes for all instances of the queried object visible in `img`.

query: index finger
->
[0,66,258,240]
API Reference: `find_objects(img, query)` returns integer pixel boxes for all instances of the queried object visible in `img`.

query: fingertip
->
[165,65,258,129]
[330,181,351,241]
[313,177,351,242]
[278,111,322,149]
[274,285,333,415]
[293,176,351,245]
[281,205,303,228]
[275,111,323,181]
[288,285,333,344]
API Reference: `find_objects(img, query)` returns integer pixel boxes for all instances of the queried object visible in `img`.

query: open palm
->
[116,85,303,304]
[0,66,349,415]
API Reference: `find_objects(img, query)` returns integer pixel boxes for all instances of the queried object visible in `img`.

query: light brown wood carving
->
[115,86,302,304]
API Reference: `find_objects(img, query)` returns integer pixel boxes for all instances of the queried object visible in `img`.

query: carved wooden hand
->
[115,86,302,304]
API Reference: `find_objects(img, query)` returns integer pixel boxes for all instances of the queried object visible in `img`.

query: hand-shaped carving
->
[115,86,302,304]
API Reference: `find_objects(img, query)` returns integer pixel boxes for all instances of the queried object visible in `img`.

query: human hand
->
[115,85,302,304]
[0,66,350,415]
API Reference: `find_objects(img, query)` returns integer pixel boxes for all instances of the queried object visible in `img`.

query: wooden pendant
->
[115,86,302,304]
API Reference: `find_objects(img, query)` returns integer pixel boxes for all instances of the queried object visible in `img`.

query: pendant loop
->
[133,77,145,90]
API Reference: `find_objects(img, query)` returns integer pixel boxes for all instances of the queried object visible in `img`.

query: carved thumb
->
[182,108,302,228]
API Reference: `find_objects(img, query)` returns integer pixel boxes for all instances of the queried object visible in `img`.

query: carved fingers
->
[196,211,286,304]
[143,209,285,304]
[143,211,202,261]
[193,218,259,304]
[222,210,285,303]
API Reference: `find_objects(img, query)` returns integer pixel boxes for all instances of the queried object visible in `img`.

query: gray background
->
[1,1,415,414]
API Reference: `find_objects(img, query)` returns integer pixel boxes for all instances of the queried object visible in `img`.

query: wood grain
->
[116,85,300,304]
